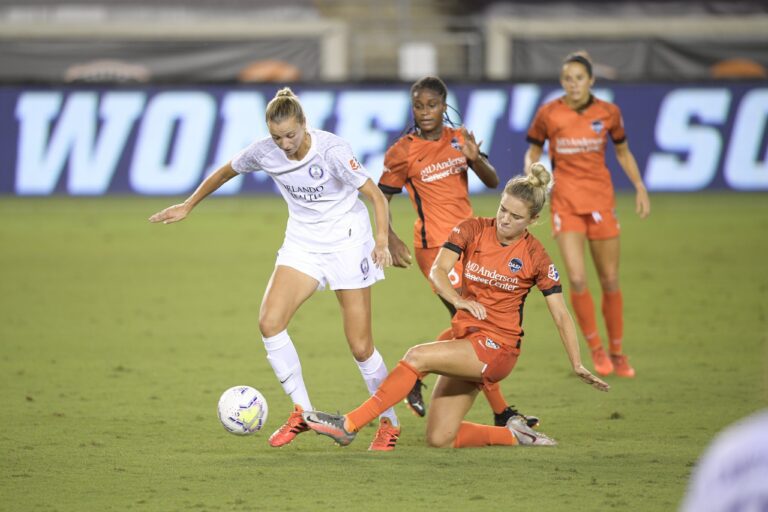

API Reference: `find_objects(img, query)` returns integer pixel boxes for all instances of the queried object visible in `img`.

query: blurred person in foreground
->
[680,409,768,511]
[524,51,651,378]
[681,344,768,510]
[149,87,402,451]
[302,164,609,449]
[380,76,538,428]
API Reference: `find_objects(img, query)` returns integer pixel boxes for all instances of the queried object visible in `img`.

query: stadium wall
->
[1,82,766,195]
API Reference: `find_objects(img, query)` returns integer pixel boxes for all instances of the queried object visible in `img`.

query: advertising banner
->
[1,83,766,195]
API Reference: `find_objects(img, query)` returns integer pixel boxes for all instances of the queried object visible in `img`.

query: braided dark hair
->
[405,76,461,135]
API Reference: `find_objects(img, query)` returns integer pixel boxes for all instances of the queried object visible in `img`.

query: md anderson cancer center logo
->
[555,136,604,155]
[464,261,519,291]
[419,156,466,183]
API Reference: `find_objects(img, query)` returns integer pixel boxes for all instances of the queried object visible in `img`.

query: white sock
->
[262,330,312,411]
[355,348,399,427]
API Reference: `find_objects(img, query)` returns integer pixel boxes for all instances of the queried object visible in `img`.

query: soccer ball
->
[217,386,269,435]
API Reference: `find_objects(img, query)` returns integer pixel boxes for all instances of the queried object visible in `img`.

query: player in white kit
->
[149,88,401,451]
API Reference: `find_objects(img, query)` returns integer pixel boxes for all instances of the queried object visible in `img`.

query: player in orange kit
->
[379,76,537,427]
[524,51,651,378]
[301,164,609,449]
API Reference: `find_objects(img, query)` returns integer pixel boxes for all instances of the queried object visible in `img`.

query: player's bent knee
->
[402,346,428,372]
[425,430,455,448]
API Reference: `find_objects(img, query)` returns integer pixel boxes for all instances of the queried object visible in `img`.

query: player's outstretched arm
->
[358,179,393,269]
[380,192,412,268]
[149,162,238,224]
[545,292,610,392]
[460,127,499,188]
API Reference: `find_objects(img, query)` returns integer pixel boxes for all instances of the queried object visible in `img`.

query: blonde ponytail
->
[265,86,306,125]
[503,163,551,217]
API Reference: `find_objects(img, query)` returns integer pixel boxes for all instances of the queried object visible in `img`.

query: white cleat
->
[507,416,557,446]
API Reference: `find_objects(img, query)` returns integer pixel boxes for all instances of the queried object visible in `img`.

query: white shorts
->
[275,238,385,291]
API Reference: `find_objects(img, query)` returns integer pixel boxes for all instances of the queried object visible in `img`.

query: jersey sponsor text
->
[464,261,519,291]
[419,156,467,183]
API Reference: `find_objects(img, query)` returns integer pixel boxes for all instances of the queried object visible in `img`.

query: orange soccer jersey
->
[378,126,472,249]
[526,96,626,214]
[445,217,562,345]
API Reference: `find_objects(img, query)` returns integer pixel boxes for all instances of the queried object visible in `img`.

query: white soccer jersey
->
[681,410,768,512]
[231,129,372,253]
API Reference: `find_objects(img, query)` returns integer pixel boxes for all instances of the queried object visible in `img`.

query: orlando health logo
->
[308,165,324,179]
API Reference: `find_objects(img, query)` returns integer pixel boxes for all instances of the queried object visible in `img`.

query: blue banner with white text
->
[1,83,766,195]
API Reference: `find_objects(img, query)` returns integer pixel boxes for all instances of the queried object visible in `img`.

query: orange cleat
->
[590,346,614,376]
[610,354,636,378]
[368,417,400,452]
[268,404,310,447]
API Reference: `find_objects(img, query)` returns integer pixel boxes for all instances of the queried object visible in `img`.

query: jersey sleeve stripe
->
[378,183,402,195]
[526,135,545,146]
[541,285,563,296]
[612,136,627,145]
[442,241,463,255]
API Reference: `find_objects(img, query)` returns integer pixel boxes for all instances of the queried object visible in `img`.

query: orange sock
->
[346,360,423,432]
[570,289,603,350]
[452,421,518,448]
[482,382,508,415]
[436,327,454,341]
[602,290,624,355]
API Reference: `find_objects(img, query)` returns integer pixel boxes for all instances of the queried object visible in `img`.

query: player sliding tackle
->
[303,164,609,449]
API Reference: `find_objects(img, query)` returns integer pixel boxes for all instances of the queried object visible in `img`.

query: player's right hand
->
[371,243,392,269]
[388,235,412,268]
[455,298,486,320]
[148,203,190,224]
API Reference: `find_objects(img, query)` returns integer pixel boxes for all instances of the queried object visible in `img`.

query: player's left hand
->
[459,127,482,162]
[636,186,651,219]
[149,203,190,224]
[574,365,610,391]
[371,243,392,269]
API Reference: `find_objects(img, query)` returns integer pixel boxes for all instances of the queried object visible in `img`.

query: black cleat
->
[404,379,427,417]
[494,406,540,428]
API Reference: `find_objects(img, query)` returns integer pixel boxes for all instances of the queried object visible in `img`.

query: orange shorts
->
[415,246,463,291]
[467,331,520,385]
[552,209,620,240]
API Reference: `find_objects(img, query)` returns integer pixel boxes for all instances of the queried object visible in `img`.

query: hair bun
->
[528,162,552,189]
[275,87,295,98]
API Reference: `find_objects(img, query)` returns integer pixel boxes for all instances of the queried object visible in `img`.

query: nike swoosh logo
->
[279,374,292,384]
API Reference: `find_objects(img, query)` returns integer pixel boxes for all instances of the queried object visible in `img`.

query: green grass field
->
[1,193,766,511]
